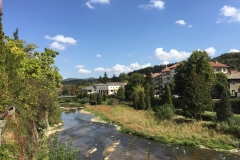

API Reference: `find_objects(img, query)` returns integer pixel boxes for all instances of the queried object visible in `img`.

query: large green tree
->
[175,50,216,120]
[116,87,125,100]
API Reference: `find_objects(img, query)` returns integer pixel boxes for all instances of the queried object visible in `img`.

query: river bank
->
[84,105,240,154]
[56,108,240,159]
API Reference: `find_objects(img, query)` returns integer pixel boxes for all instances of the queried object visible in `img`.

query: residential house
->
[209,61,229,73]
[227,71,240,97]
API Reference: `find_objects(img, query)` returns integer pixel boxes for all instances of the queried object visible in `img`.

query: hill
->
[211,52,240,71]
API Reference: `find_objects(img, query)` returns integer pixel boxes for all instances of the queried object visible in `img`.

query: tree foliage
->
[212,73,229,99]
[216,88,233,122]
[175,50,216,120]
[0,13,62,158]
[116,87,125,100]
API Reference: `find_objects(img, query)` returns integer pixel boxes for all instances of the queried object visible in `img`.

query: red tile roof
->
[209,61,228,68]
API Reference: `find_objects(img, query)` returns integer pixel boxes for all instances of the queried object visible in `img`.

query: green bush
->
[90,101,97,105]
[48,133,79,160]
[77,97,90,104]
[155,103,175,121]
[229,98,240,110]
[107,98,115,105]
[220,116,240,138]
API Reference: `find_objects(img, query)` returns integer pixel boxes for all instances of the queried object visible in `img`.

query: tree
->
[182,71,213,120]
[133,92,139,109]
[13,28,19,40]
[111,74,118,82]
[164,85,173,106]
[150,85,155,108]
[119,73,129,82]
[98,75,103,83]
[138,90,145,110]
[174,50,216,120]
[70,85,77,95]
[212,73,229,98]
[103,72,108,83]
[174,50,216,95]
[216,87,233,122]
[117,87,125,100]
[145,67,152,85]
[97,93,102,105]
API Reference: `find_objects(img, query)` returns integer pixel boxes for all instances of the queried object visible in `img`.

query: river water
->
[58,109,240,160]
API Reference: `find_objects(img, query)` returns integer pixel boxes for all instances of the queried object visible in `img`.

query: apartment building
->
[152,72,162,95]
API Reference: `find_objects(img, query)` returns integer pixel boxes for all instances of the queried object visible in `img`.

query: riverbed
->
[58,109,240,160]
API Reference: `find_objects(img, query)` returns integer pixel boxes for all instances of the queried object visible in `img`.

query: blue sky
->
[3,0,240,79]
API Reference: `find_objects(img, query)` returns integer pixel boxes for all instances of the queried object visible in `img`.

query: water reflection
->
[59,110,240,160]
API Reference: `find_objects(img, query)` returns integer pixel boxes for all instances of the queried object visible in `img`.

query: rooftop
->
[209,61,229,68]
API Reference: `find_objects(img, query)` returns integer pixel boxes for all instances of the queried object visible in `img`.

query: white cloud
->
[229,49,239,53]
[141,63,151,68]
[49,42,66,50]
[85,0,110,9]
[188,25,192,28]
[205,47,216,56]
[74,65,84,69]
[129,62,151,70]
[140,0,165,10]
[112,64,132,73]
[45,35,77,45]
[155,48,191,62]
[175,20,186,25]
[218,5,240,22]
[78,69,91,74]
[94,67,111,72]
[96,54,101,58]
[162,61,169,65]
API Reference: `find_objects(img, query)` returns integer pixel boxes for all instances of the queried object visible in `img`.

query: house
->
[209,61,229,73]
[227,71,240,97]
[82,82,126,95]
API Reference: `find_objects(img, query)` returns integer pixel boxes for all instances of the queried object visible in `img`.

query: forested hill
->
[211,52,240,71]
[127,63,177,76]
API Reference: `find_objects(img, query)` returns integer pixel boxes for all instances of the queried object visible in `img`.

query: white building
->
[82,82,126,95]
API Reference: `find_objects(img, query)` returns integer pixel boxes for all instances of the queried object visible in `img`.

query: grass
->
[85,104,240,150]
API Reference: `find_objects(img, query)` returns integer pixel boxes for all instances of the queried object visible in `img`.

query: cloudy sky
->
[3,0,240,79]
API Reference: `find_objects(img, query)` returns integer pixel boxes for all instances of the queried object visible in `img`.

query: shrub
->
[64,98,71,102]
[78,97,90,104]
[220,116,240,138]
[48,133,79,160]
[155,103,175,121]
[107,98,118,105]
[90,101,97,105]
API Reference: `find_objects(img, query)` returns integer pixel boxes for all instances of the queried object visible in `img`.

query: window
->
[216,69,220,72]
[167,77,170,80]
[231,81,235,85]
[111,90,113,92]
[223,69,226,72]
[232,90,235,96]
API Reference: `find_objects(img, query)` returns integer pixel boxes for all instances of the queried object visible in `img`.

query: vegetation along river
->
[58,109,239,160]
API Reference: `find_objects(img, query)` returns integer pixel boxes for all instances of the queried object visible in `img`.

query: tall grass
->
[85,105,239,150]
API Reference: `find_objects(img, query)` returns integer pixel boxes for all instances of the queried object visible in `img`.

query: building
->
[227,71,240,97]
[209,61,229,73]
[82,82,126,95]
[151,61,240,97]
[161,63,178,89]
[152,72,162,95]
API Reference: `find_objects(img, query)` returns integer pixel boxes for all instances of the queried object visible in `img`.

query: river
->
[58,109,240,160]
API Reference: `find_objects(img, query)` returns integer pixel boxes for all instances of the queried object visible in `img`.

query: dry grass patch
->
[86,105,239,149]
